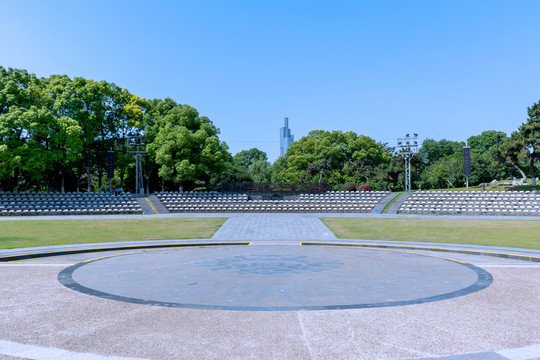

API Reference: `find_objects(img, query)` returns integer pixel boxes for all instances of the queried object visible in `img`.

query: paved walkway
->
[386,192,411,214]
[371,192,399,214]
[211,214,337,240]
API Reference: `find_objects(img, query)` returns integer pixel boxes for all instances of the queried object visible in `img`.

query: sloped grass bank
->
[321,218,540,250]
[0,218,227,249]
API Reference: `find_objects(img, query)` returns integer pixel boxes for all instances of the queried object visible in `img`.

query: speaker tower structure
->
[127,136,147,195]
[397,133,419,191]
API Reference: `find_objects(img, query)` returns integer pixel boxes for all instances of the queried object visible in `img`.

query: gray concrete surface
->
[60,246,489,311]
[134,197,154,215]
[146,195,169,214]
[3,212,540,221]
[386,192,412,214]
[1,213,539,360]
[211,213,337,240]
[371,192,399,214]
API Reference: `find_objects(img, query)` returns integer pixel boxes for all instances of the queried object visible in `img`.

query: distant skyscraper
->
[280,117,294,157]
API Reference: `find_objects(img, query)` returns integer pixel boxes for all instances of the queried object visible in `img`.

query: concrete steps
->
[134,197,154,215]
[147,195,169,214]
[371,192,400,214]
[386,192,412,214]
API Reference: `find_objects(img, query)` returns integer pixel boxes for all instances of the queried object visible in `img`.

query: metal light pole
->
[127,136,147,195]
[397,133,419,191]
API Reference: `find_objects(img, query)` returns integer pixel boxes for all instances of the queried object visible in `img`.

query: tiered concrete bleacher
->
[156,191,389,213]
[0,192,143,216]
[398,191,540,216]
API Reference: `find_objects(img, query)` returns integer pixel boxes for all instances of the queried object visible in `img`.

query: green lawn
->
[0,218,227,249]
[417,184,539,192]
[320,218,540,250]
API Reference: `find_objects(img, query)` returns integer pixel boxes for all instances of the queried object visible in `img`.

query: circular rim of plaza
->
[56,244,494,312]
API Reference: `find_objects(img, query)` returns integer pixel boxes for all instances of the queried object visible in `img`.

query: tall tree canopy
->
[279,130,392,187]
[2,66,540,193]
[233,148,268,169]
[519,101,540,185]
[0,67,232,192]
[232,148,272,183]
[147,104,230,188]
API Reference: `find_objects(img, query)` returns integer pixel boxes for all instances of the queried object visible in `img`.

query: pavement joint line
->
[82,251,148,263]
[0,242,252,263]
[300,242,540,263]
[1,338,540,360]
[6,260,77,264]
[0,339,151,360]
[0,263,75,267]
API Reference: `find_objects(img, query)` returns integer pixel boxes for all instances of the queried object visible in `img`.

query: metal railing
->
[217,182,332,193]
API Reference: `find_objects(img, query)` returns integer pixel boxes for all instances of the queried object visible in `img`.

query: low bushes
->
[342,182,357,191]
[357,184,372,192]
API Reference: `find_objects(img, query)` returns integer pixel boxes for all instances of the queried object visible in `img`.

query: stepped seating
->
[398,191,540,216]
[156,191,389,213]
[0,192,143,216]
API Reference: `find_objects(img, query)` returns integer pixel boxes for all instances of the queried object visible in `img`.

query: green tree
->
[233,148,268,169]
[418,139,465,166]
[490,133,528,181]
[109,85,148,190]
[142,98,178,192]
[468,130,507,154]
[271,156,288,183]
[420,153,464,189]
[519,101,540,186]
[147,104,230,189]
[248,160,272,183]
[232,148,271,183]
[279,130,392,187]
[467,130,507,184]
[45,75,85,192]
[0,67,44,191]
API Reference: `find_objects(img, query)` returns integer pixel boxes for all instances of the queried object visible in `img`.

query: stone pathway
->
[211,213,337,240]
[386,192,412,214]
[371,192,399,213]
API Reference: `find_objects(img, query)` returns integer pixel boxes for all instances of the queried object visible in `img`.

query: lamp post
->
[481,163,485,192]
[397,133,419,191]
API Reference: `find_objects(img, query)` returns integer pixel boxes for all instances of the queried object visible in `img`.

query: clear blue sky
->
[2,0,540,162]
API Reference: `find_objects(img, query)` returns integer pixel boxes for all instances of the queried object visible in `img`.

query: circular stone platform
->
[58,245,492,311]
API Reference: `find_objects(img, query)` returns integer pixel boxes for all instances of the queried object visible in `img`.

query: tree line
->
[1,66,539,193]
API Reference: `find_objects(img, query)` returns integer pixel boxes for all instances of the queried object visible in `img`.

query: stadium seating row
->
[155,191,389,213]
[0,192,143,216]
[398,191,540,216]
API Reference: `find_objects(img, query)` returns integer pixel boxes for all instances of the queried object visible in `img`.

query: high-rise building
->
[280,117,294,157]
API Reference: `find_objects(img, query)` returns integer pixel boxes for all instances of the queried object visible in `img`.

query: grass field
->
[418,184,539,192]
[320,218,540,250]
[0,218,227,249]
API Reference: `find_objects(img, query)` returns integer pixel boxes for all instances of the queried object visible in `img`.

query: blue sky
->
[2,0,540,162]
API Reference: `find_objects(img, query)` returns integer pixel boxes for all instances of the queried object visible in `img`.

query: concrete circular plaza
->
[1,213,539,360]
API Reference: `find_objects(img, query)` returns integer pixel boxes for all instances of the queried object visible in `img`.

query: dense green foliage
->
[1,66,539,192]
[0,67,231,192]
[232,148,272,183]
[276,130,392,187]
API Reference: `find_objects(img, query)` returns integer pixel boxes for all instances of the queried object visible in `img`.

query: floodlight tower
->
[127,136,147,195]
[397,133,419,191]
